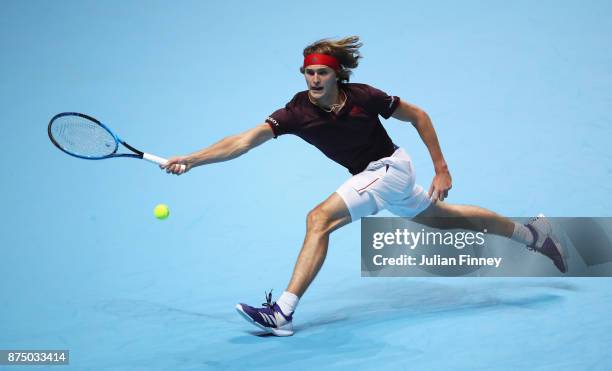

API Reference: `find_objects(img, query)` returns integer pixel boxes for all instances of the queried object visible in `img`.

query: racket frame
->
[48,112,182,169]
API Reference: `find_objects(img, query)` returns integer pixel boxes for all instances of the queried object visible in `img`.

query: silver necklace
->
[309,90,347,113]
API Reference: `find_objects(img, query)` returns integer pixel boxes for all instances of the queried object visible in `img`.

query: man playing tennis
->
[162,36,566,336]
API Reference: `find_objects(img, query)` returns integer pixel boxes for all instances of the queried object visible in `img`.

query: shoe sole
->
[549,236,568,273]
[235,304,294,337]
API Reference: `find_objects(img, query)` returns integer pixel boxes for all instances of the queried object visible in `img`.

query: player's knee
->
[306,207,332,235]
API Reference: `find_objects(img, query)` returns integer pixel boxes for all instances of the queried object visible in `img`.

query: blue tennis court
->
[1,1,611,369]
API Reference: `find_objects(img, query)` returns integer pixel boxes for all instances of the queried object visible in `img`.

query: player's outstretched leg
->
[413,202,567,273]
[236,193,352,336]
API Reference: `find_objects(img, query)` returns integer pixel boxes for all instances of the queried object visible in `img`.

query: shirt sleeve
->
[265,106,298,138]
[361,84,401,119]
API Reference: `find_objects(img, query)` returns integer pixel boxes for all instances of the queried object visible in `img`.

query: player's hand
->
[428,170,452,202]
[161,156,191,175]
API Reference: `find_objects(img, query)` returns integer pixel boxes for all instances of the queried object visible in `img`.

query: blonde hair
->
[300,36,363,83]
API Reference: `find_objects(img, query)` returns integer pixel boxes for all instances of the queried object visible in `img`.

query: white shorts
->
[335,147,431,222]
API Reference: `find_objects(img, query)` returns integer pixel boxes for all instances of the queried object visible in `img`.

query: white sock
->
[511,222,535,246]
[276,291,299,315]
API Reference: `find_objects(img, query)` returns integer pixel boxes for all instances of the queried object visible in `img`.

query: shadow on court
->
[215,280,578,369]
[231,280,574,336]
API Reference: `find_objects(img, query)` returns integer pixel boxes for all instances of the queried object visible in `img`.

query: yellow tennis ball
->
[154,204,170,220]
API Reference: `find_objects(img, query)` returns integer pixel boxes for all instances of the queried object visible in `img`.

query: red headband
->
[303,53,340,71]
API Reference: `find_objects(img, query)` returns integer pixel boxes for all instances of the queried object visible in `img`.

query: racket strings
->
[50,116,117,158]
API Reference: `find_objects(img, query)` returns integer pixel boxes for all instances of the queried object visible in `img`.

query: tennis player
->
[162,36,566,336]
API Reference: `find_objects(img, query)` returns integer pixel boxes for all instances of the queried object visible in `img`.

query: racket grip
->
[143,153,187,171]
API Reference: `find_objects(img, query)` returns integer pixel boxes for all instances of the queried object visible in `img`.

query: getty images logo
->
[267,117,279,127]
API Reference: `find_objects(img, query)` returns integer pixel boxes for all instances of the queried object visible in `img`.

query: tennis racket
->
[48,112,185,171]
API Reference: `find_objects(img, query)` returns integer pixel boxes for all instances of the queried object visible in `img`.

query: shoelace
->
[262,290,275,308]
[525,217,542,252]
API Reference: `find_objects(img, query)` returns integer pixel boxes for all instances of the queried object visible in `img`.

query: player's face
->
[304,65,337,100]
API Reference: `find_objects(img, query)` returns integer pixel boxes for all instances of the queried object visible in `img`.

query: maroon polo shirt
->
[265,83,400,174]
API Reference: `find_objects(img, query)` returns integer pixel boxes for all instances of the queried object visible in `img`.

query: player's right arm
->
[162,123,274,175]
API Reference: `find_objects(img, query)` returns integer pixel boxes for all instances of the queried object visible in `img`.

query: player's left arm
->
[391,99,452,202]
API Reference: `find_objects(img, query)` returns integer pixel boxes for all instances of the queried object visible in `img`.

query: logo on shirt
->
[266,116,279,127]
[349,105,366,116]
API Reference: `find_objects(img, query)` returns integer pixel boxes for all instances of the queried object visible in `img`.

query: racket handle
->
[143,153,187,171]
